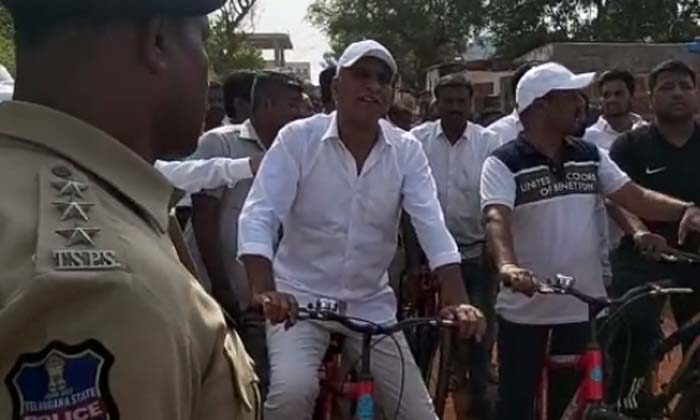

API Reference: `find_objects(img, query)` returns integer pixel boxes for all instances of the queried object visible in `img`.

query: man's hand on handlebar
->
[498,263,537,297]
[439,304,487,342]
[679,205,700,245]
[253,291,299,324]
[633,231,674,260]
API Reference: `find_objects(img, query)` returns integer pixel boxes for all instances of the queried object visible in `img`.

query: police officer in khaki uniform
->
[0,1,259,419]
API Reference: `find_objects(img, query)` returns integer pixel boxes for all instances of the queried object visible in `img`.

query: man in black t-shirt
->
[608,60,700,411]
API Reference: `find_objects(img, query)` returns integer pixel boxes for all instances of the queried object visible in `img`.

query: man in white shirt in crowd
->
[410,73,501,418]
[487,63,532,145]
[238,39,486,420]
[480,62,700,420]
[584,69,646,150]
[187,70,306,399]
[583,69,647,277]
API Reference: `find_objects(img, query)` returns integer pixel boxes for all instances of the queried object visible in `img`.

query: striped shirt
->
[480,135,630,324]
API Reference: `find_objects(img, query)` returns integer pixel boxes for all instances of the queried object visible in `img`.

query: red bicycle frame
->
[314,333,378,420]
[537,338,605,420]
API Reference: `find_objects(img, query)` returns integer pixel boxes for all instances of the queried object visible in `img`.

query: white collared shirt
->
[154,157,253,193]
[411,120,501,258]
[583,114,646,150]
[487,109,522,145]
[238,112,460,323]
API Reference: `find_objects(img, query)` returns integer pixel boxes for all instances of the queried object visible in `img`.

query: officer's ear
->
[139,17,170,75]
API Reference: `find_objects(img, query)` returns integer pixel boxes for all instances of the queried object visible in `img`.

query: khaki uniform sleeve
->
[195,329,261,420]
[2,271,198,420]
[0,161,260,420]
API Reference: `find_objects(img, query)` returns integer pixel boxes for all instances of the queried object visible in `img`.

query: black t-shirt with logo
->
[609,123,700,254]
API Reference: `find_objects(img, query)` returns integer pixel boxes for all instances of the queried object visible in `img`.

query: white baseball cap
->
[516,62,595,112]
[336,40,398,76]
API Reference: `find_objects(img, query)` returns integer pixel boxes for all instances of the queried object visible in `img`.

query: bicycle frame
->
[302,308,454,420]
[537,305,605,420]
[315,333,377,420]
[533,275,692,420]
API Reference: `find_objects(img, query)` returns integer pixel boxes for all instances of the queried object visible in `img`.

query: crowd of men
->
[1,1,700,420]
[158,51,700,420]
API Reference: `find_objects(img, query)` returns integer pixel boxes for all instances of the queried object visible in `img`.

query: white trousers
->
[264,320,438,420]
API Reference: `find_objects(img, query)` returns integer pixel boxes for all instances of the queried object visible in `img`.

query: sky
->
[251,0,331,84]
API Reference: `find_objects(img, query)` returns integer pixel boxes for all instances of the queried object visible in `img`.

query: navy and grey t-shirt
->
[480,135,630,325]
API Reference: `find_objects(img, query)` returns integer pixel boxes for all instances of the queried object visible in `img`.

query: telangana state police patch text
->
[5,340,119,420]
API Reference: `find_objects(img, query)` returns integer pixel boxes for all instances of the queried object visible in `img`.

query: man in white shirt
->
[583,69,647,276]
[487,63,532,145]
[584,69,646,150]
[187,71,306,398]
[410,73,501,417]
[481,62,700,420]
[238,40,485,420]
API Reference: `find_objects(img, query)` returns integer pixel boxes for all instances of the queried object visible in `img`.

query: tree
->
[308,0,485,91]
[487,0,700,59]
[0,4,15,75]
[207,0,265,79]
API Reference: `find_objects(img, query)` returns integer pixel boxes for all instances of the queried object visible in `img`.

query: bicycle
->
[533,274,692,420]
[618,250,700,419]
[297,302,456,420]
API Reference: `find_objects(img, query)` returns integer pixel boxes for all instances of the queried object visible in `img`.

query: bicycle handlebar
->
[659,250,700,264]
[537,275,692,309]
[297,307,455,336]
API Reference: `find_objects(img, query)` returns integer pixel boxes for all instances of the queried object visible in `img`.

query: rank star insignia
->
[52,201,94,222]
[55,227,100,247]
[52,180,88,199]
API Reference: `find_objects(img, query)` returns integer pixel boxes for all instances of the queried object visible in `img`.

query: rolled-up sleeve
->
[400,137,460,270]
[238,130,300,262]
[155,158,252,193]
[480,156,516,210]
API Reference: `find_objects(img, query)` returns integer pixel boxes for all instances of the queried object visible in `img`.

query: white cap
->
[337,40,398,76]
[516,62,595,112]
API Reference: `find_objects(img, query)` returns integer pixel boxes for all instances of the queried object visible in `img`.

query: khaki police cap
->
[2,0,225,24]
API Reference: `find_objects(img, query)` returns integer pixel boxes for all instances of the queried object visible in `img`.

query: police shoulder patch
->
[5,340,119,420]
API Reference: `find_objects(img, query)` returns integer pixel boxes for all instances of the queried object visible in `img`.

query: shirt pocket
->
[363,175,401,230]
[224,331,261,420]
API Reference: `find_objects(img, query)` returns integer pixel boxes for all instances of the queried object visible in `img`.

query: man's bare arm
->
[483,204,537,295]
[609,182,689,222]
[483,204,518,269]
[608,182,700,244]
[606,200,650,235]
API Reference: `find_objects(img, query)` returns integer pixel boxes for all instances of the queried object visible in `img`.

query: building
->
[424,42,700,119]
[247,33,293,67]
[265,61,312,84]
[246,33,312,84]
[424,59,516,119]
